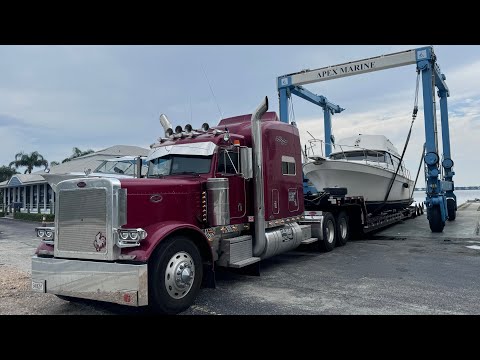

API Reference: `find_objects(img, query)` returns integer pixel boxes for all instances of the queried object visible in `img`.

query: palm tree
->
[9,151,49,174]
[0,166,19,182]
[62,147,95,163]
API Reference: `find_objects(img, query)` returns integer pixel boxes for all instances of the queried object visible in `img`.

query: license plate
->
[32,280,45,293]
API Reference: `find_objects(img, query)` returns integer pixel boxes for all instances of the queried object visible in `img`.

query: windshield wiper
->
[171,171,200,177]
[147,174,165,179]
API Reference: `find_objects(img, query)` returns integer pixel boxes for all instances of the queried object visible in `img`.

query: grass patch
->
[13,212,55,222]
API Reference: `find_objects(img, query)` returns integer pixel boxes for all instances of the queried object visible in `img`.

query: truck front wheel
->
[149,236,203,314]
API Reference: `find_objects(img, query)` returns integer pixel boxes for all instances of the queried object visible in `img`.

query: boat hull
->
[303,159,414,213]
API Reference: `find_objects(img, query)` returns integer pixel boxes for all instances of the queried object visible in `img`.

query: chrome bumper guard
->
[31,256,148,307]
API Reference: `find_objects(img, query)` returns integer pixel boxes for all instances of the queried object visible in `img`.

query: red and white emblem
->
[93,232,106,252]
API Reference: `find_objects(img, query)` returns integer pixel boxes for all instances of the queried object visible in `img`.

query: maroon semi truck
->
[31,97,415,314]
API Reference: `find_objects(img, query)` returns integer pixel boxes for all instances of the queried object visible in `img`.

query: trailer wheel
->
[447,198,456,221]
[149,236,203,314]
[318,212,336,252]
[428,206,445,233]
[335,211,349,247]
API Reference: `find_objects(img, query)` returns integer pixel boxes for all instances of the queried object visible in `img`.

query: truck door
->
[216,148,246,224]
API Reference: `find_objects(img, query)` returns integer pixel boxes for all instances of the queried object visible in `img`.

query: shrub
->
[13,212,55,222]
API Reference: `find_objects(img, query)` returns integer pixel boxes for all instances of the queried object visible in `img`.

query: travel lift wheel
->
[318,212,336,252]
[335,211,349,247]
[428,205,445,233]
[149,235,203,314]
[447,198,456,221]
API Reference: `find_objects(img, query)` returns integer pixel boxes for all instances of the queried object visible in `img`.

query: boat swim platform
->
[372,200,480,241]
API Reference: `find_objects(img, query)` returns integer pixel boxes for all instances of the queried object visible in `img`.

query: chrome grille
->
[57,188,108,253]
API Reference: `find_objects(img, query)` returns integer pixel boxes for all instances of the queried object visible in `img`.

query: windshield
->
[94,159,147,176]
[148,155,212,177]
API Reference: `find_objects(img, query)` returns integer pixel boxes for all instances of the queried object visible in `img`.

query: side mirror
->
[240,147,253,179]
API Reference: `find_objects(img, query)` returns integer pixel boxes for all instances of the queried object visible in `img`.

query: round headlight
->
[37,229,45,237]
[45,230,53,238]
[119,231,129,240]
[129,231,139,240]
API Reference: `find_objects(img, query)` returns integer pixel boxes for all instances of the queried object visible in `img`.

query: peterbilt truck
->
[31,97,415,314]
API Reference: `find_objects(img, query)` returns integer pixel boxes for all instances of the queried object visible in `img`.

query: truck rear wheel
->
[318,212,336,252]
[335,211,349,247]
[149,236,203,314]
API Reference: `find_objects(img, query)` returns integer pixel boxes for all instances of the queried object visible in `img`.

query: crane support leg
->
[438,90,456,220]
[418,51,447,232]
[324,110,333,156]
[279,87,290,124]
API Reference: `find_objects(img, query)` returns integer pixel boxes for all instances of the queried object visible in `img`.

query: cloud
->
[1,45,480,187]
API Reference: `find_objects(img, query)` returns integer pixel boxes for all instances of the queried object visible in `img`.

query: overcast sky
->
[1,45,479,186]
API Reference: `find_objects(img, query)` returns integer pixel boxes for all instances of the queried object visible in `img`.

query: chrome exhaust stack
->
[159,114,173,137]
[251,96,269,257]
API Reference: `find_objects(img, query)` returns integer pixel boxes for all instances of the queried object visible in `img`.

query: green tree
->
[50,161,60,166]
[0,166,18,208]
[9,151,49,174]
[62,147,94,163]
[0,166,19,182]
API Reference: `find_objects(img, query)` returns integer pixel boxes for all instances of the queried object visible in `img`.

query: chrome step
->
[301,237,318,245]
[228,257,261,268]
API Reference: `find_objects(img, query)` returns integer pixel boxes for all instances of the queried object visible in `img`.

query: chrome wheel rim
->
[339,217,347,240]
[326,220,335,244]
[165,251,195,299]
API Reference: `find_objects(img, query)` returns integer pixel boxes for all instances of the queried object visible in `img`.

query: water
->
[413,190,480,206]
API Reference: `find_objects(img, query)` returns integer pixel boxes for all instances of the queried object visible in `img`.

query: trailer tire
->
[324,187,347,196]
[318,212,336,252]
[335,211,349,247]
[428,206,445,233]
[447,198,456,221]
[149,236,203,314]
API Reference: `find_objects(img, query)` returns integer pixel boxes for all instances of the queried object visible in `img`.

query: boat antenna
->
[201,63,224,120]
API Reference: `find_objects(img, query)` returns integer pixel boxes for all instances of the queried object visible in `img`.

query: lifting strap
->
[412,143,426,198]
[374,71,421,214]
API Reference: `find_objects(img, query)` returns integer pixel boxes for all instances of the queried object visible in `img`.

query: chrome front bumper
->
[31,256,148,307]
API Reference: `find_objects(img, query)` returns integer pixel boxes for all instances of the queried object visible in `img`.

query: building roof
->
[0,145,149,188]
[35,145,149,175]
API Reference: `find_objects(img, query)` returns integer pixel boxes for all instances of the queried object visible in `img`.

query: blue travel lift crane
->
[277,46,456,232]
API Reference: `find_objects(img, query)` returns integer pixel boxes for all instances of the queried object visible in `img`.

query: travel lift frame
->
[277,46,455,232]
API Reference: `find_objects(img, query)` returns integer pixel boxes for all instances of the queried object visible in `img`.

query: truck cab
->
[31,98,315,314]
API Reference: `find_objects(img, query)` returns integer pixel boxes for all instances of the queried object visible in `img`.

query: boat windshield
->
[330,150,386,162]
[148,155,212,177]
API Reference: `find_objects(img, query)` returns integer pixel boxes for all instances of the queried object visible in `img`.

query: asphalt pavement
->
[1,207,480,315]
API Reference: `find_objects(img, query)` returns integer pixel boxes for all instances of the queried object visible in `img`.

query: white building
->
[0,145,149,214]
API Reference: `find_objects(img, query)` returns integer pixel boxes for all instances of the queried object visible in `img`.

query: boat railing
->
[305,139,410,179]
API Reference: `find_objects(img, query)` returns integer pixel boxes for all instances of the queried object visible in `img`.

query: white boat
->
[303,134,415,213]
